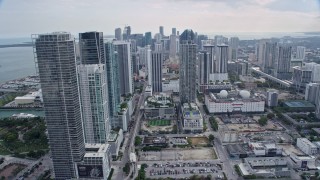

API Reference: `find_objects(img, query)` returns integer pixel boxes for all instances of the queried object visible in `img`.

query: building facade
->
[179,29,197,103]
[78,64,110,144]
[297,138,318,155]
[266,89,279,107]
[113,41,133,95]
[34,32,85,179]
[151,52,163,92]
[79,32,104,64]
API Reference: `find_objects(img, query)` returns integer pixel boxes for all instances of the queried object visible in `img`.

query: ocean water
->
[0,46,36,84]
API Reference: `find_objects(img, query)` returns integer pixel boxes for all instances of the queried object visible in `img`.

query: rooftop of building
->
[206,90,265,103]
[181,103,202,119]
[108,131,119,142]
[297,138,317,148]
[84,143,110,158]
[283,100,315,108]
[245,157,287,167]
[145,93,174,108]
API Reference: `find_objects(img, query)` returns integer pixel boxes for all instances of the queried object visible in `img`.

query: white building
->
[205,90,265,113]
[78,64,110,144]
[266,89,279,107]
[290,153,316,169]
[162,79,179,93]
[305,83,320,104]
[181,103,203,133]
[296,46,306,60]
[296,138,317,155]
[76,144,111,180]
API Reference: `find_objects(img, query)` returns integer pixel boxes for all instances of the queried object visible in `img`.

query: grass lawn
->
[148,119,171,126]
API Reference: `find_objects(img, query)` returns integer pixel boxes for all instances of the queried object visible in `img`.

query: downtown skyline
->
[0,0,320,38]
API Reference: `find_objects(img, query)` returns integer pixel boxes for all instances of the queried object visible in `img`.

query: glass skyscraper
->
[33,32,85,180]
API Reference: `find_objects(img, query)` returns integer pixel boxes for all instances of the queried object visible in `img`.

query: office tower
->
[79,32,104,64]
[33,32,85,179]
[201,39,214,50]
[316,87,320,119]
[169,34,179,57]
[113,41,133,95]
[292,66,312,90]
[263,42,277,75]
[199,51,210,85]
[257,39,269,66]
[203,45,215,74]
[115,28,122,40]
[150,52,163,92]
[196,35,208,48]
[145,32,152,46]
[154,43,163,52]
[216,45,228,73]
[276,45,292,80]
[214,35,228,46]
[128,34,144,47]
[78,64,109,144]
[159,26,164,37]
[137,45,151,67]
[179,29,197,103]
[305,83,320,104]
[132,52,139,75]
[172,28,176,35]
[123,26,131,40]
[296,46,306,60]
[154,33,162,43]
[266,89,279,107]
[229,37,239,61]
[104,42,120,127]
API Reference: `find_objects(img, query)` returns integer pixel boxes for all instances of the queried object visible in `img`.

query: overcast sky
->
[0,0,320,38]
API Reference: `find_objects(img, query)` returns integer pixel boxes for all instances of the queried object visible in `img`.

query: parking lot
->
[143,161,224,179]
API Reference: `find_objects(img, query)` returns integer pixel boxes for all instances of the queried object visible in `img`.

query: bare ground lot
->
[0,163,26,180]
[140,148,217,161]
[188,137,209,146]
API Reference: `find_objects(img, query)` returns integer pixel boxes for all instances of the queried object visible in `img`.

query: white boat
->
[12,113,37,118]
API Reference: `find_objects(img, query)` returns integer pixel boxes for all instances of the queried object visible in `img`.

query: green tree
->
[134,136,142,146]
[258,116,268,126]
[267,113,275,119]
[208,134,215,142]
[3,132,18,142]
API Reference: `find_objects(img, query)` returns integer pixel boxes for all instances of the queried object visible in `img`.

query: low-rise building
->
[205,90,265,114]
[162,79,179,93]
[296,138,317,155]
[181,103,203,133]
[144,93,175,119]
[108,130,124,158]
[290,153,316,170]
[76,144,111,180]
[249,142,282,157]
[238,157,290,178]
[143,136,168,147]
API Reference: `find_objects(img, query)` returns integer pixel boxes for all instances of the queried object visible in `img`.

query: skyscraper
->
[276,44,292,80]
[33,32,85,179]
[179,29,197,103]
[159,26,164,37]
[113,41,133,95]
[104,42,120,128]
[79,32,104,64]
[199,51,210,85]
[203,45,215,74]
[150,52,163,92]
[216,45,228,73]
[296,46,306,60]
[229,37,239,61]
[145,32,152,46]
[263,42,277,75]
[169,34,179,57]
[115,28,122,40]
[78,64,110,144]
[172,28,176,35]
